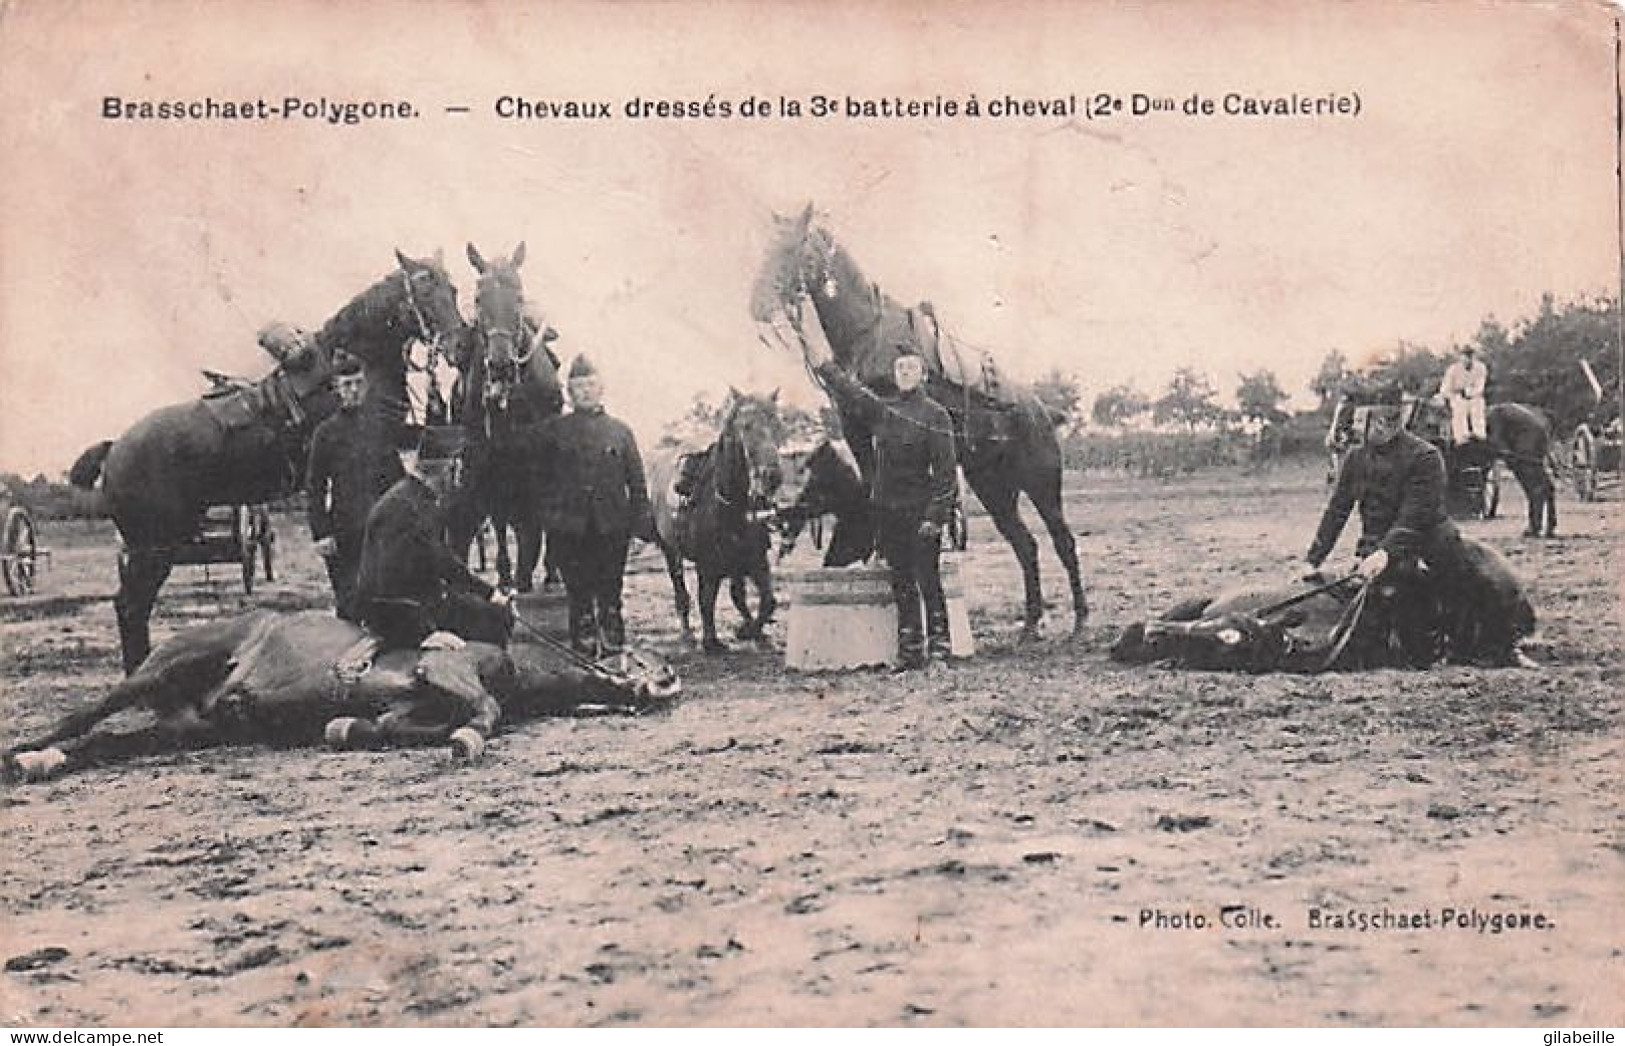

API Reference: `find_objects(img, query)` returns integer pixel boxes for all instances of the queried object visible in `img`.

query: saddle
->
[907,302,1023,410]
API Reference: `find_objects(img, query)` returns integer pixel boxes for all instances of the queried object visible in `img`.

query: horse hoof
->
[703,637,729,655]
[449,727,485,761]
[324,717,360,749]
[12,748,67,781]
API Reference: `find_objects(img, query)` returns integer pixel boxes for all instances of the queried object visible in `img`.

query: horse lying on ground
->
[1111,535,1535,673]
[4,610,679,783]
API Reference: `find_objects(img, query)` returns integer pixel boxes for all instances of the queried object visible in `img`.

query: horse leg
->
[493,520,514,590]
[516,520,543,593]
[114,546,174,674]
[10,705,220,782]
[966,470,1044,637]
[1024,466,1089,634]
[753,556,778,627]
[542,531,562,587]
[698,567,727,653]
[5,616,243,771]
[1511,462,1545,538]
[662,543,694,643]
[729,573,760,640]
[1540,464,1558,537]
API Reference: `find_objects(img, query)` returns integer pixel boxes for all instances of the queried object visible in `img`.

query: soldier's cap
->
[567,354,598,380]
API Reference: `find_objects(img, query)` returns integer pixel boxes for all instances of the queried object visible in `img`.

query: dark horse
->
[751,204,1087,637]
[776,436,875,568]
[70,251,466,673]
[1110,532,1535,672]
[4,607,680,783]
[1403,397,1559,537]
[649,390,786,652]
[1485,402,1559,538]
[444,242,565,591]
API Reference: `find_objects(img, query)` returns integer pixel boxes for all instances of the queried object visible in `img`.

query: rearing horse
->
[751,205,1088,637]
[444,242,565,591]
[648,390,786,652]
[70,250,466,672]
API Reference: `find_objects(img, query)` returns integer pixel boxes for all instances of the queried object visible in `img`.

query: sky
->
[0,0,1618,477]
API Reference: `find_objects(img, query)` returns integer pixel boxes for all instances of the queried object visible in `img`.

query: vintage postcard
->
[1,0,1620,1029]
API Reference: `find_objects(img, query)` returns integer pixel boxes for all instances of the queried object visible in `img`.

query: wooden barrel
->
[784,561,974,671]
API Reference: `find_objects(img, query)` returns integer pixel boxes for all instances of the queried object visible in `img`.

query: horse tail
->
[69,440,114,489]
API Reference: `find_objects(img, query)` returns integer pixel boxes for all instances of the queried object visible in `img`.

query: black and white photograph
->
[1,0,1621,1028]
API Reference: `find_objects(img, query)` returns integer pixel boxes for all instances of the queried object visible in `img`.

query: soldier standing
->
[305,364,404,619]
[542,355,657,657]
[805,341,959,671]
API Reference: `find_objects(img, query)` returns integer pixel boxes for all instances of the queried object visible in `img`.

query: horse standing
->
[648,390,786,652]
[751,205,1088,637]
[1485,402,1559,537]
[69,250,466,673]
[775,436,875,568]
[444,242,565,591]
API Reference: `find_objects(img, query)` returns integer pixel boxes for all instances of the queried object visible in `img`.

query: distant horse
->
[1485,402,1559,537]
[751,204,1087,638]
[3,608,679,783]
[649,390,786,652]
[444,242,565,591]
[70,251,467,673]
[775,436,875,568]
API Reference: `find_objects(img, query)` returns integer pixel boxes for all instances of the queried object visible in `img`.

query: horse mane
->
[313,270,404,357]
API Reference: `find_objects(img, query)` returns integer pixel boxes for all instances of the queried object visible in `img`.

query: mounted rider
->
[1438,345,1489,445]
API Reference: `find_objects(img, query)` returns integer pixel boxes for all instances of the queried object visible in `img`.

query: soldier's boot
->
[569,604,600,658]
[926,607,953,663]
[893,626,927,673]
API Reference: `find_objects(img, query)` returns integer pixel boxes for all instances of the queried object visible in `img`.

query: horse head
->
[716,387,786,514]
[750,204,880,373]
[466,241,561,418]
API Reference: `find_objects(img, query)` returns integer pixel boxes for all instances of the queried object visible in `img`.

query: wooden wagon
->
[169,504,277,594]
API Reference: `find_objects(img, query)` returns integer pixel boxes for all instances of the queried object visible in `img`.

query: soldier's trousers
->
[551,528,631,653]
[877,508,948,664]
[322,531,363,622]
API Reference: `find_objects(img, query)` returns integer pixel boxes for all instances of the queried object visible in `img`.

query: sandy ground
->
[2,463,1621,1027]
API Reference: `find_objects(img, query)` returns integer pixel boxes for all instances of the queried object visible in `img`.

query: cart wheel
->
[236,508,256,594]
[1572,427,1598,502]
[3,507,38,596]
[1480,461,1500,520]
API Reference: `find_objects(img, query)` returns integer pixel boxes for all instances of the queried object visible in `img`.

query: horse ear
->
[466,243,487,274]
[512,241,526,268]
[395,248,418,272]
[432,247,444,266]
[797,202,814,234]
[769,387,780,403]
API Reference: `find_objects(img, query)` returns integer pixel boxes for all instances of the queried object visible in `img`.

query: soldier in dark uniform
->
[1306,387,1529,665]
[809,344,959,671]
[353,429,512,652]
[305,364,403,619]
[541,355,657,657]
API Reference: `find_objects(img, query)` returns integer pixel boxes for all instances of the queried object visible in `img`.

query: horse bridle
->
[711,409,779,521]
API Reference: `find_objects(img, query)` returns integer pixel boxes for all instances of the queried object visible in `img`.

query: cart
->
[172,504,276,593]
[2,495,46,596]
[1570,418,1622,501]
